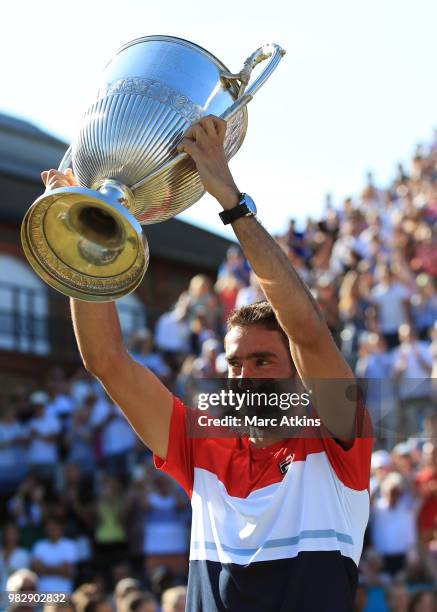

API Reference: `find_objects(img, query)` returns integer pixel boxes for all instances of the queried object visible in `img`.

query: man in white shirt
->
[31,517,76,594]
[393,324,433,436]
[371,264,411,350]
[154,295,191,370]
[235,272,265,309]
[99,404,137,475]
[129,329,171,382]
[26,392,61,481]
[370,472,417,577]
[0,404,27,492]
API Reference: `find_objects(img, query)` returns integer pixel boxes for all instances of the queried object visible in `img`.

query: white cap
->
[136,328,151,340]
[202,339,221,355]
[29,391,49,405]
[371,449,391,470]
[132,465,146,482]
[393,442,411,456]
[381,472,404,494]
[215,353,228,374]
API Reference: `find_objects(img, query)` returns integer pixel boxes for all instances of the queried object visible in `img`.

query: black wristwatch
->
[219,193,257,225]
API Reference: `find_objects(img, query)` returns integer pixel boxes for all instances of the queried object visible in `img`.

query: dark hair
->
[228,300,289,337]
[44,515,64,529]
[408,590,435,612]
[227,301,280,331]
[124,592,157,612]
[227,301,291,355]
[83,599,111,612]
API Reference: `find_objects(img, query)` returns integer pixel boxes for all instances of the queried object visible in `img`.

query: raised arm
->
[70,299,173,458]
[41,169,173,459]
[178,116,356,440]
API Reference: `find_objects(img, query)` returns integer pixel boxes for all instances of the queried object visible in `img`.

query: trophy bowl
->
[21,35,285,301]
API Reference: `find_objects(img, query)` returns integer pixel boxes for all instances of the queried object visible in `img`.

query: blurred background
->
[0,1,436,611]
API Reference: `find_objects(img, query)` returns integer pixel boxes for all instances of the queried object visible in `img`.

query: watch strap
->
[219,193,255,225]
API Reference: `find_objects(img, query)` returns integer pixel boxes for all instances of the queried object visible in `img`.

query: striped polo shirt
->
[154,397,372,611]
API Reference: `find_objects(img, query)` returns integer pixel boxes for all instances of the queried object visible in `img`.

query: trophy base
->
[21,185,149,301]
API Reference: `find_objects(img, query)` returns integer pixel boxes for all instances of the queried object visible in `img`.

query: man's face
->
[172,594,186,612]
[46,521,63,541]
[34,404,45,417]
[388,585,409,611]
[137,602,158,612]
[225,325,294,379]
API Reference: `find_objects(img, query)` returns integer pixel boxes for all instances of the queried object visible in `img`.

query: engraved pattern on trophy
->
[74,84,201,216]
[74,78,246,224]
[134,109,246,224]
[98,77,204,121]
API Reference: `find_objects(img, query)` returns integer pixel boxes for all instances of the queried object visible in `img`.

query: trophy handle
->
[220,43,286,107]
[129,43,285,192]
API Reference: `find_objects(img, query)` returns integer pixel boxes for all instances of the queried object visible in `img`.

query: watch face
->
[242,194,257,215]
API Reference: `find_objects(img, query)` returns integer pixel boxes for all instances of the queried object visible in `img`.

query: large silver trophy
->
[21,35,285,301]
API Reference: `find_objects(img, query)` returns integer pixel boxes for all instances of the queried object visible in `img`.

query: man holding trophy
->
[27,37,372,611]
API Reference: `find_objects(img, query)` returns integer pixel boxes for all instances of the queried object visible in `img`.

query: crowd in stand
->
[0,130,436,611]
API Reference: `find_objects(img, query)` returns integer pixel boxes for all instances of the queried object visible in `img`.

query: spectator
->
[385,581,410,612]
[392,325,433,436]
[370,450,393,496]
[93,476,127,586]
[99,404,137,476]
[215,274,242,327]
[371,264,411,350]
[329,217,365,275]
[143,473,189,579]
[58,463,94,545]
[416,443,437,551]
[359,212,390,259]
[0,401,27,493]
[410,274,437,341]
[355,333,395,438]
[124,467,148,571]
[0,524,30,590]
[313,274,342,345]
[114,577,141,612]
[235,271,265,309]
[71,583,103,612]
[123,591,158,612]
[371,473,417,577]
[154,294,191,370]
[161,585,187,612]
[129,329,171,382]
[70,369,95,405]
[65,402,96,475]
[25,391,61,481]
[192,338,222,378]
[31,516,77,594]
[408,589,436,612]
[6,567,38,612]
[354,583,368,612]
[218,246,250,286]
[7,475,46,548]
[358,548,390,610]
[45,380,76,424]
[186,274,222,333]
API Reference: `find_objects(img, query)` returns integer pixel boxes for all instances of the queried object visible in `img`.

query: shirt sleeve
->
[50,417,61,434]
[154,396,194,496]
[322,397,374,491]
[397,283,410,300]
[31,541,43,560]
[64,540,77,564]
